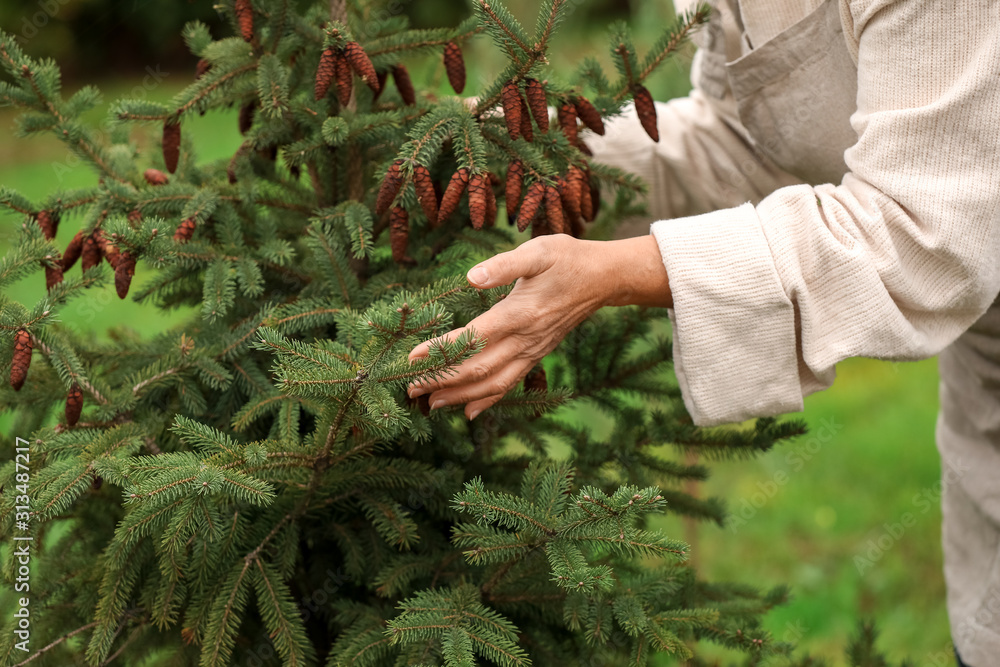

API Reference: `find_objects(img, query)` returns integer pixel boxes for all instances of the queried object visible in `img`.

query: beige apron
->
[693,0,1000,662]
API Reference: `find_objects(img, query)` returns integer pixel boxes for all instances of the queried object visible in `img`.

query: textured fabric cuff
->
[650,203,803,426]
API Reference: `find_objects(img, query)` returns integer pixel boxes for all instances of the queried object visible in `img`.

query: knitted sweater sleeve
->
[645,0,1000,425]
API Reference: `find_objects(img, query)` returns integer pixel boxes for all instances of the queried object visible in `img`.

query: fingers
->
[466,236,555,289]
[425,356,534,409]
[465,394,504,420]
[409,335,521,397]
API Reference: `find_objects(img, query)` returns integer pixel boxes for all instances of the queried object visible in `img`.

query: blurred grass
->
[0,0,950,663]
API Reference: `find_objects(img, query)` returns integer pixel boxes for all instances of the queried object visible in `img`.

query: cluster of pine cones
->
[35,210,136,300]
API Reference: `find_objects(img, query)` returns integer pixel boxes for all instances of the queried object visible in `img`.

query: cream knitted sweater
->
[589,0,1000,427]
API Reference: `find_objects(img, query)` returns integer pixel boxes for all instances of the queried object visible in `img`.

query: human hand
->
[406,233,671,420]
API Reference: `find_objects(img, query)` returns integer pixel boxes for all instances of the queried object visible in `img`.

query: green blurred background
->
[0,0,949,664]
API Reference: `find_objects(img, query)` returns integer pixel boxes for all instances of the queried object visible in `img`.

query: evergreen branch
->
[29,332,110,405]
[366,24,485,59]
[10,621,99,667]
[177,62,259,117]
[476,0,532,60]
[98,620,146,667]
[533,0,566,52]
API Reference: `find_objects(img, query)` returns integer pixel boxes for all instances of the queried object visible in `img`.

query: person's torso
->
[686,0,859,185]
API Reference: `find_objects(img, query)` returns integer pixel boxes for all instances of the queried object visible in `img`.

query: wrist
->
[597,235,672,309]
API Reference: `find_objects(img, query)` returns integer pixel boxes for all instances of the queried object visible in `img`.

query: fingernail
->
[468,408,482,420]
[467,265,489,286]
[430,399,445,410]
[408,386,424,398]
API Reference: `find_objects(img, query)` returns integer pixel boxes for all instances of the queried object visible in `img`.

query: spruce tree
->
[0,1,807,665]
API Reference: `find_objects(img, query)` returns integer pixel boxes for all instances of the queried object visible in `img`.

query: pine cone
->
[557,102,578,144]
[344,41,379,93]
[315,48,336,100]
[115,251,136,299]
[96,230,120,270]
[163,120,181,174]
[523,366,547,393]
[587,177,601,221]
[580,172,594,222]
[524,79,549,132]
[544,185,567,235]
[501,81,523,141]
[467,172,489,230]
[505,160,524,223]
[61,231,83,270]
[412,164,438,223]
[44,262,63,292]
[144,168,169,186]
[573,95,605,136]
[484,177,498,227]
[519,96,534,142]
[127,209,142,226]
[559,173,582,226]
[35,209,58,239]
[392,65,416,105]
[516,182,546,232]
[574,138,593,156]
[633,85,659,142]
[437,168,469,226]
[373,70,388,102]
[389,206,409,263]
[234,0,254,42]
[174,218,197,243]
[443,41,465,94]
[375,160,404,216]
[195,58,211,80]
[81,232,102,272]
[334,50,353,106]
[10,328,31,391]
[65,383,82,426]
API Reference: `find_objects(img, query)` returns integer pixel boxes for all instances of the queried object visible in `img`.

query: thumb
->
[466,240,549,289]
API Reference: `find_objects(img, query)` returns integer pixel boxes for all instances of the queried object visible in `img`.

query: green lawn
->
[0,5,951,663]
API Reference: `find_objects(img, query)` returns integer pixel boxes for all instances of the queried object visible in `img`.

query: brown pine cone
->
[61,231,84,270]
[315,48,336,100]
[484,178,497,227]
[524,79,549,132]
[44,262,63,292]
[505,160,524,223]
[35,209,58,239]
[573,95,605,136]
[375,160,404,215]
[234,0,254,42]
[437,168,470,226]
[96,231,120,270]
[557,102,578,144]
[389,206,409,263]
[519,96,534,142]
[81,233,102,273]
[10,328,31,391]
[91,475,103,490]
[195,58,211,80]
[516,181,546,232]
[344,41,379,93]
[144,168,169,186]
[531,205,550,237]
[115,251,136,299]
[588,177,601,221]
[574,138,593,156]
[127,209,142,226]
[174,218,197,243]
[163,120,181,174]
[580,172,594,222]
[467,172,489,230]
[238,102,255,135]
[559,172,582,225]
[412,164,438,223]
[443,41,465,94]
[334,49,353,106]
[373,70,388,102]
[65,383,82,426]
[544,185,567,235]
[523,365,547,393]
[501,81,523,141]
[633,85,659,142]
[392,65,416,105]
